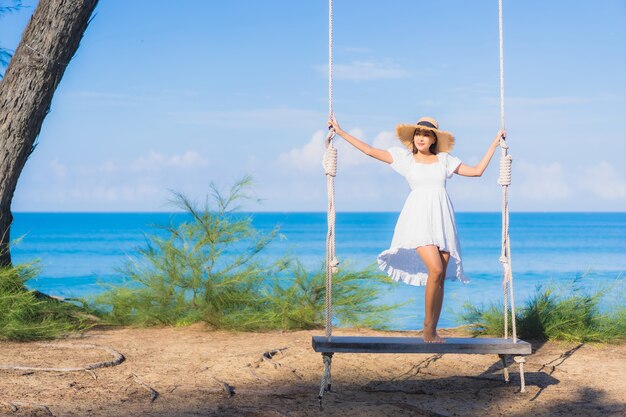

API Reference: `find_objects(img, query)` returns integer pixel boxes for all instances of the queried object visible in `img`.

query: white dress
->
[377,147,469,286]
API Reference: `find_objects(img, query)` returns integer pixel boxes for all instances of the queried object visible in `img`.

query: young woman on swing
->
[328,117,505,343]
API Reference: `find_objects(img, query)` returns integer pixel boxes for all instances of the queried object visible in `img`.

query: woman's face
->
[413,130,436,153]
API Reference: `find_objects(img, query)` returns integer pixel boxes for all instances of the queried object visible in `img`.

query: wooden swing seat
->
[312,335,531,355]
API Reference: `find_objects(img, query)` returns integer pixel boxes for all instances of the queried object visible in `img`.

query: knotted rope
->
[497,0,517,344]
[318,1,338,407]
[323,132,338,340]
[497,0,525,392]
[323,0,338,342]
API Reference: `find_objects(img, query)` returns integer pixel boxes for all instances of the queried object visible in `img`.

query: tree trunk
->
[0,0,98,267]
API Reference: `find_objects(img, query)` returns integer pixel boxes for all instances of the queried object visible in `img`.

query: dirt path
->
[1,326,624,416]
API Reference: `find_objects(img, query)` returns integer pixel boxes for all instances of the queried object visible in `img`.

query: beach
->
[2,2,625,416]
[1,325,624,417]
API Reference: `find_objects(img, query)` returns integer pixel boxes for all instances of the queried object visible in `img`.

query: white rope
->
[497,3,523,392]
[328,0,333,117]
[318,2,337,408]
[497,0,518,343]
[514,356,527,393]
[498,155,512,186]
[323,0,338,341]
[498,0,505,129]
[318,353,333,401]
[323,135,338,340]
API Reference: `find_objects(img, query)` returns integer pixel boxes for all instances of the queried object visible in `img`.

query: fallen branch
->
[251,347,288,368]
[1,402,16,412]
[250,347,303,379]
[538,343,584,375]
[128,373,159,402]
[248,368,270,382]
[391,354,442,381]
[0,343,125,373]
[2,401,54,416]
[212,377,235,398]
[290,367,303,380]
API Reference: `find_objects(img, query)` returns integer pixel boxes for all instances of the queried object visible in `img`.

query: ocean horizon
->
[11,211,626,330]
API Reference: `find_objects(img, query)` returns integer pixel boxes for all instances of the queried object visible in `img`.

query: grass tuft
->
[460,279,626,343]
[0,263,91,341]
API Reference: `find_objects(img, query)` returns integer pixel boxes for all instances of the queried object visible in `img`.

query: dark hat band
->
[417,121,437,129]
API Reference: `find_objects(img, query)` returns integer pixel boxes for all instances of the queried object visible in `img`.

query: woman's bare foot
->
[422,324,445,343]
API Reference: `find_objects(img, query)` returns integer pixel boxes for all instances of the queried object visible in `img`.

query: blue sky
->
[1,0,625,212]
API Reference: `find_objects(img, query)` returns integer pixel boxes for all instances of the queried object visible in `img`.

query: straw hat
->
[396,117,455,153]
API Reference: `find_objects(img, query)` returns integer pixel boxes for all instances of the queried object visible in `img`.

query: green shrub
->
[460,280,626,343]
[257,261,400,330]
[92,178,400,330]
[0,263,90,340]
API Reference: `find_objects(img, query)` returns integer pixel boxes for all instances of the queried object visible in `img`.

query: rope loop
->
[498,154,512,186]
[330,257,339,274]
[501,264,512,288]
[326,126,336,145]
[323,142,338,177]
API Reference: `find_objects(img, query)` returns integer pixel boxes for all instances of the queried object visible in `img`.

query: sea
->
[11,212,626,330]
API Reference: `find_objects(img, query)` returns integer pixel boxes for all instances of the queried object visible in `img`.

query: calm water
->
[12,212,626,330]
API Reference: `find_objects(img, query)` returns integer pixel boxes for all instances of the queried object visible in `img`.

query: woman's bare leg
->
[432,251,450,329]
[416,245,445,343]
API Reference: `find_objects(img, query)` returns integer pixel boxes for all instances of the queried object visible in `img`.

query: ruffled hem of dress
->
[377,241,470,287]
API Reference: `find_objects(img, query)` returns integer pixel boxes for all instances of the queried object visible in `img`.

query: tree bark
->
[0,0,98,267]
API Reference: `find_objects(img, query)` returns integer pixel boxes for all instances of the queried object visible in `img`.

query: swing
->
[314,0,531,408]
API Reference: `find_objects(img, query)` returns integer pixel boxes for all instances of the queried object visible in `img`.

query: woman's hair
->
[412,129,438,154]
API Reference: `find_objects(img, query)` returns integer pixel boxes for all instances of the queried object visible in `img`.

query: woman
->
[328,116,505,343]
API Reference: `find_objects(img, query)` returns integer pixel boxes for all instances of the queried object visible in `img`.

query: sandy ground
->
[0,325,624,417]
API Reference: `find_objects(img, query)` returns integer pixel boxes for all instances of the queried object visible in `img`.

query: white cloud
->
[172,107,325,129]
[66,183,161,204]
[276,130,326,173]
[316,59,409,81]
[334,128,370,167]
[131,150,208,172]
[167,151,208,168]
[131,151,165,172]
[98,161,118,173]
[50,159,67,178]
[277,128,384,174]
[511,159,626,208]
[447,179,500,210]
[578,161,626,200]
[371,130,396,150]
[271,128,404,210]
[516,161,572,201]
[16,149,215,211]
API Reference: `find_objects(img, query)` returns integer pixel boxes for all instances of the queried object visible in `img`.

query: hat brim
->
[396,124,455,153]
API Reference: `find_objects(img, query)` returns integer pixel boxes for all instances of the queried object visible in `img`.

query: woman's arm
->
[455,129,506,177]
[328,119,392,164]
